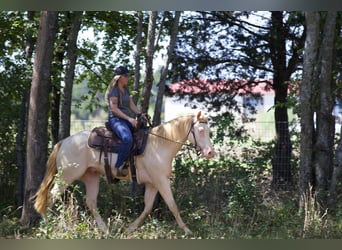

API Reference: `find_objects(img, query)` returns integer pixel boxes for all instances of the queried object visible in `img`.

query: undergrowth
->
[1,141,342,239]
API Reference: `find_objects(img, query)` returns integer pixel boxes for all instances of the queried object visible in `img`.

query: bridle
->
[148,119,207,154]
[189,120,207,154]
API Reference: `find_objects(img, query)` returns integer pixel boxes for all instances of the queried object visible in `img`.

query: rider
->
[105,66,143,177]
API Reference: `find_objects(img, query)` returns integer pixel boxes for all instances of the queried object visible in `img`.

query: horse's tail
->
[33,140,62,216]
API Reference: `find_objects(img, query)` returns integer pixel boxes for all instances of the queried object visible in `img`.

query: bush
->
[2,135,342,238]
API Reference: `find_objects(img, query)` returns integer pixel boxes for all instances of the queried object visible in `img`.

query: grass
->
[1,139,342,239]
[1,174,340,239]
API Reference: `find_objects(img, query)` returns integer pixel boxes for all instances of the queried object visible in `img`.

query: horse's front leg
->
[156,176,193,235]
[127,183,158,233]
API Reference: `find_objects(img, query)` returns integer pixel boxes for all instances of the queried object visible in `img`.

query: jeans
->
[108,117,133,168]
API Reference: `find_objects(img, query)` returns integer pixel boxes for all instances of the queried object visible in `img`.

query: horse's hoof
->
[183,227,193,236]
[126,225,136,233]
[99,228,109,235]
[99,225,109,234]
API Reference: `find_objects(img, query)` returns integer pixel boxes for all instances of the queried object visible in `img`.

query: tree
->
[20,11,58,228]
[269,12,300,188]
[50,18,66,145]
[0,11,39,211]
[59,11,83,140]
[313,11,337,206]
[331,114,342,210]
[299,11,320,212]
[153,11,181,126]
[330,12,342,208]
[75,11,142,113]
[299,11,339,211]
[132,11,144,105]
[141,11,158,113]
[170,11,306,189]
[17,11,37,211]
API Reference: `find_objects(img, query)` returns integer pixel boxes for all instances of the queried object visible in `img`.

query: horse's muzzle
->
[202,146,215,159]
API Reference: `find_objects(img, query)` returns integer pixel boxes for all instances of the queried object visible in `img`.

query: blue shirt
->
[108,86,133,118]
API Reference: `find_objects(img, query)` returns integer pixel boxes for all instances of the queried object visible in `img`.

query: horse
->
[33,111,215,235]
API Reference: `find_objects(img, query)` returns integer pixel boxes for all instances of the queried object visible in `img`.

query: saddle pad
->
[133,127,150,155]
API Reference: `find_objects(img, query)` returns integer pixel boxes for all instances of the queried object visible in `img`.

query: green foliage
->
[0,109,337,239]
[1,10,342,240]
[33,189,109,239]
[0,11,36,211]
[74,11,144,116]
[1,137,342,239]
[211,113,250,145]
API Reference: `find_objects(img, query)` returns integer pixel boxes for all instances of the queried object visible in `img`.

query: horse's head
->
[188,111,215,159]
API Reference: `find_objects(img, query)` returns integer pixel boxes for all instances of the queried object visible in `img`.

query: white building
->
[164,79,275,122]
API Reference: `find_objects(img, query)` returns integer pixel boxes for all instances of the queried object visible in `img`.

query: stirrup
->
[114,164,129,177]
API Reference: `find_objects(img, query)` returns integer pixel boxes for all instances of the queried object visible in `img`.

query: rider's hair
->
[104,75,121,103]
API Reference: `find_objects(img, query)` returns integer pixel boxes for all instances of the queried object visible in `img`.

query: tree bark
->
[270,11,292,189]
[132,11,143,105]
[299,11,320,213]
[313,11,337,206]
[17,11,36,214]
[153,11,181,126]
[20,11,58,228]
[331,124,342,211]
[51,76,61,145]
[141,11,157,113]
[16,90,29,213]
[59,11,83,140]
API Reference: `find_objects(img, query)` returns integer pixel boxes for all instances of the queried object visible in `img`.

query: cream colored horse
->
[34,111,214,235]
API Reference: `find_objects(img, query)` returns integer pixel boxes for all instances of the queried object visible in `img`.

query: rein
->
[148,119,207,153]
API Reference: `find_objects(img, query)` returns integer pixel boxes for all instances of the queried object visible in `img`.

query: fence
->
[70,119,278,141]
[70,119,296,222]
[70,120,107,135]
[244,121,276,141]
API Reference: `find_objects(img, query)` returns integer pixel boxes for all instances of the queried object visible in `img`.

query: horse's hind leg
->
[127,183,158,233]
[81,167,108,233]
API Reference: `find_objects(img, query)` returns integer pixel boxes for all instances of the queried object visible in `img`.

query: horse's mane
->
[151,114,195,143]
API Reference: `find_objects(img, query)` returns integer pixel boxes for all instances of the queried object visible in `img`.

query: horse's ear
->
[196,111,202,121]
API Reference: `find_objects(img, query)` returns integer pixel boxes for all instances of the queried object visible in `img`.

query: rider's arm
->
[109,96,136,125]
[129,97,142,116]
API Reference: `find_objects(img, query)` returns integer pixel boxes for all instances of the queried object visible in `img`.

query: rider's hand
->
[140,113,147,120]
[129,117,138,128]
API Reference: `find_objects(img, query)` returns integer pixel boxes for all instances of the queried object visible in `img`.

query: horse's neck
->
[157,115,192,140]
[149,115,193,150]
[146,116,192,160]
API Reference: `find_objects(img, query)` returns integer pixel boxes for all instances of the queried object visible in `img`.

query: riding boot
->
[114,163,129,177]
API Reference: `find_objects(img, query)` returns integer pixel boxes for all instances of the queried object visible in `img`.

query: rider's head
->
[114,66,130,77]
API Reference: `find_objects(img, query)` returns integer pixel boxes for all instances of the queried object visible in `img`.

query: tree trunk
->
[270,12,292,189]
[16,11,35,214]
[141,11,157,113]
[16,90,29,214]
[299,11,320,213]
[59,11,83,140]
[313,11,337,206]
[153,11,181,126]
[329,12,342,211]
[330,124,342,211]
[51,78,61,145]
[132,11,143,105]
[130,11,145,201]
[50,23,68,145]
[20,11,58,228]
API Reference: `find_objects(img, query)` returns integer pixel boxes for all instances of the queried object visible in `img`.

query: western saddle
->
[88,115,150,184]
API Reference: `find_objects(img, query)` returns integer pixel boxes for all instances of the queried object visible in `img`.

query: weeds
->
[1,141,342,239]
[301,187,329,238]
